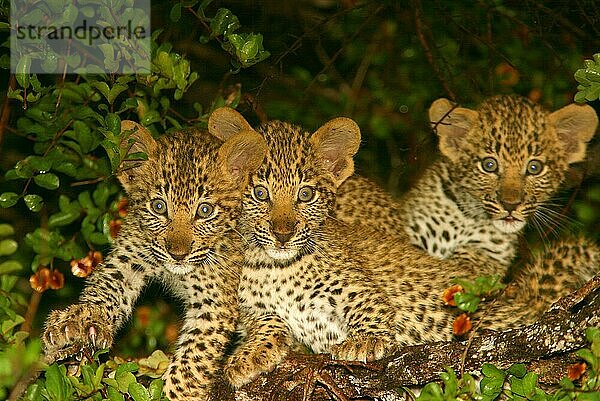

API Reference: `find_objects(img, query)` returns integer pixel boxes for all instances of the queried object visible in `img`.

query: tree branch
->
[213,273,600,400]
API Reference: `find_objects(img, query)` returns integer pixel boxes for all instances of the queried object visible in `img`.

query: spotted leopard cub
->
[43,121,266,400]
[209,110,529,388]
[336,95,598,277]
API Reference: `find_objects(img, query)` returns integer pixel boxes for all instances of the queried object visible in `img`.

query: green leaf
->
[417,382,444,401]
[480,376,504,399]
[577,348,597,367]
[0,239,18,256]
[0,260,23,274]
[128,382,151,401]
[0,224,15,237]
[16,55,32,88]
[453,292,481,313]
[0,192,20,208]
[522,372,538,397]
[116,371,136,392]
[506,363,527,379]
[45,364,73,401]
[148,379,164,401]
[34,173,60,190]
[48,210,81,228]
[210,8,240,38]
[106,113,122,138]
[24,194,44,212]
[170,3,182,22]
[107,386,125,401]
[482,363,506,379]
[26,156,52,173]
[559,377,575,390]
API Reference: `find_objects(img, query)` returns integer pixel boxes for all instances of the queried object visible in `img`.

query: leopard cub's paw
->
[331,332,397,363]
[224,338,291,388]
[43,304,113,363]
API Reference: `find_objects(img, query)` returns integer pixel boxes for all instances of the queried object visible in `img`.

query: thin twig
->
[0,74,16,151]
[413,0,457,101]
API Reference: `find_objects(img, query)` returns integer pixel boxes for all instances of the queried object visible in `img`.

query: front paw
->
[224,338,291,388]
[43,304,113,363]
[331,332,397,362]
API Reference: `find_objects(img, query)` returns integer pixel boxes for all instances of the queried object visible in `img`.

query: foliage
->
[575,54,600,103]
[0,0,598,399]
[414,327,600,401]
[24,350,170,401]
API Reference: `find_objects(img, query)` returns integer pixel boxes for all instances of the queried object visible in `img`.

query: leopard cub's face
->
[240,122,336,263]
[118,123,266,274]
[206,111,361,265]
[430,95,598,234]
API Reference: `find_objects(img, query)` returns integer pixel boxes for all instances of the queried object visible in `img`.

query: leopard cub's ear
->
[208,107,255,141]
[117,121,158,192]
[310,117,361,187]
[429,98,478,162]
[548,103,598,164]
[218,130,267,187]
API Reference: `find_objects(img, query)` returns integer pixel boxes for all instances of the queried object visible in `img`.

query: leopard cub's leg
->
[330,283,400,363]
[224,313,294,388]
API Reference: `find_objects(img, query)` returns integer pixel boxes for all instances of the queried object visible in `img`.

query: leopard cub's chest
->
[239,260,347,353]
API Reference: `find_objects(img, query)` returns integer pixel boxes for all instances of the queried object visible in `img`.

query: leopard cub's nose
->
[273,230,294,245]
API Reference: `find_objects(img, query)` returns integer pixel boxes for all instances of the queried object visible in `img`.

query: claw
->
[89,326,97,347]
[48,331,54,345]
[64,326,70,342]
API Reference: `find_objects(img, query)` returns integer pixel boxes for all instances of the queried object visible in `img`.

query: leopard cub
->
[209,110,549,388]
[43,121,266,400]
[336,95,598,278]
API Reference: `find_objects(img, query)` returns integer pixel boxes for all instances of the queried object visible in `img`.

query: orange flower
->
[109,219,122,238]
[495,63,519,86]
[443,284,464,306]
[136,306,151,328]
[116,197,128,217]
[453,313,472,336]
[30,267,64,292]
[567,362,586,381]
[165,323,179,344]
[71,251,103,278]
[48,269,64,290]
[30,267,51,292]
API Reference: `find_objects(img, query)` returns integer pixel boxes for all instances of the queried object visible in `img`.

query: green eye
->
[526,159,544,175]
[253,185,269,201]
[298,186,315,202]
[481,157,498,173]
[151,199,167,214]
[196,202,214,219]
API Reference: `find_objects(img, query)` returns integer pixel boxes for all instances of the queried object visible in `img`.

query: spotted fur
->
[336,95,598,278]
[43,122,266,400]
[208,112,556,388]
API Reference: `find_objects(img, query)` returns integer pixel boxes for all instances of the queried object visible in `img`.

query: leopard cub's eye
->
[526,159,544,175]
[253,185,269,201]
[481,157,498,173]
[298,186,315,202]
[151,199,167,215]
[196,202,214,219]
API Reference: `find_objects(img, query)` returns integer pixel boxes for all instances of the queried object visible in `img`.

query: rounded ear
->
[549,103,598,164]
[310,117,361,187]
[429,98,478,162]
[208,107,254,141]
[218,130,267,187]
[117,121,157,191]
